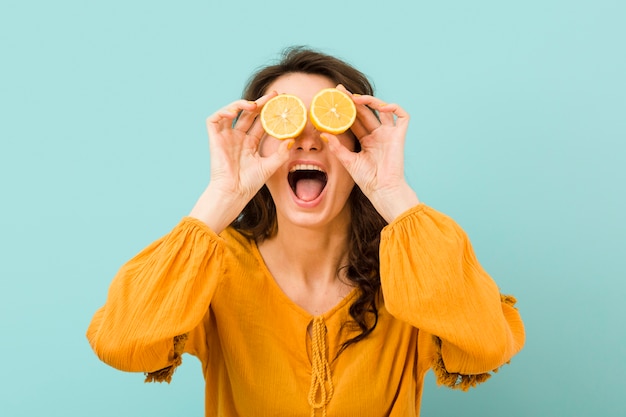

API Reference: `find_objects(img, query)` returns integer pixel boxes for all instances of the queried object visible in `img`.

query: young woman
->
[87,47,525,416]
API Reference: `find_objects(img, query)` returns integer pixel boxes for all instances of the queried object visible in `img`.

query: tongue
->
[295,179,324,202]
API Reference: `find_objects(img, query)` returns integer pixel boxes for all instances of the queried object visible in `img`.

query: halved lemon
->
[309,88,357,135]
[260,94,307,139]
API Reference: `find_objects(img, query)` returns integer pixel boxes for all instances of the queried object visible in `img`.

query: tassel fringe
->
[431,294,517,391]
[144,333,188,384]
[500,294,518,308]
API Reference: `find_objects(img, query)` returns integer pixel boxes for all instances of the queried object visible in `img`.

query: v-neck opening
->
[250,237,359,320]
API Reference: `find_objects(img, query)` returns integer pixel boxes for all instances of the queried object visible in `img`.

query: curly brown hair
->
[232,46,388,354]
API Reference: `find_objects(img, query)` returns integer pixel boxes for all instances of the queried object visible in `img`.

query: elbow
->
[87,329,168,373]
[477,302,526,371]
[439,325,522,375]
[463,299,527,372]
[86,308,172,373]
[87,332,135,372]
[433,333,517,391]
[474,336,513,371]
[439,340,504,376]
[462,324,525,373]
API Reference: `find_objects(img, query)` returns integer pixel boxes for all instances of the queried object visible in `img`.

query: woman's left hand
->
[324,85,420,223]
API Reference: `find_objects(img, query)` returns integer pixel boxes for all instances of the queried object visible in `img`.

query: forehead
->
[266,73,335,106]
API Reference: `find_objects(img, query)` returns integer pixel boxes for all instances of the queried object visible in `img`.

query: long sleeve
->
[86,217,224,376]
[380,204,525,385]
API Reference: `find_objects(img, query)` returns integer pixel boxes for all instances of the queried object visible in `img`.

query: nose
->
[293,122,323,152]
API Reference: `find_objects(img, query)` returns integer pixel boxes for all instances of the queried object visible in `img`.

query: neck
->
[258,221,355,316]
[255,206,357,316]
[265,220,351,287]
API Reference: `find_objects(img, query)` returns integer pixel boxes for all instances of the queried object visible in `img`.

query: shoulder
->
[218,226,259,260]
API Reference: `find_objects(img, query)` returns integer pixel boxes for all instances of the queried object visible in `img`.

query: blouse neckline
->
[249,236,360,321]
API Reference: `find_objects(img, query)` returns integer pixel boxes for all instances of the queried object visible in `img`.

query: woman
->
[87,47,525,416]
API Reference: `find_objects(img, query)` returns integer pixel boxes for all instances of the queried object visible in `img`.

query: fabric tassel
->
[431,294,517,391]
[144,333,188,383]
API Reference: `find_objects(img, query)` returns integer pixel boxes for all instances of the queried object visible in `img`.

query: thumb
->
[323,133,357,172]
[261,138,294,176]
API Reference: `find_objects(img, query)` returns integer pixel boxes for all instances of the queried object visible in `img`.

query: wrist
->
[369,183,420,223]
[189,184,250,234]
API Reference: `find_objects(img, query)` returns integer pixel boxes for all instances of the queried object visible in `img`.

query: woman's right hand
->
[189,92,293,233]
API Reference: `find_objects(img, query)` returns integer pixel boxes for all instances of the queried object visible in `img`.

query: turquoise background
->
[1,0,624,416]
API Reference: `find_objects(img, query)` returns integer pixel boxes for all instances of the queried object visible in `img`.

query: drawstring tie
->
[307,317,334,417]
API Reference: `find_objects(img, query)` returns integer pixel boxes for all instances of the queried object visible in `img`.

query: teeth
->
[289,164,325,173]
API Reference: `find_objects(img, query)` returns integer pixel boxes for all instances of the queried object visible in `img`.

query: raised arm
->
[380,205,525,386]
[87,92,293,379]
[86,217,224,377]
[326,89,524,385]
[190,92,292,233]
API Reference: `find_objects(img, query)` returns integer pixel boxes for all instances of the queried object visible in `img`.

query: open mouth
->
[288,164,328,202]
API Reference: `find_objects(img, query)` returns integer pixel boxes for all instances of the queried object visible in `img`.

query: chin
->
[276,202,352,233]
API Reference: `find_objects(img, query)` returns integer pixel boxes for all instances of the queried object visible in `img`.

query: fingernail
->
[379,102,388,107]
[287,140,295,150]
[352,93,362,97]
[320,133,329,143]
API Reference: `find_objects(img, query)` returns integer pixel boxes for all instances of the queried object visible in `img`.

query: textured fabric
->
[87,203,525,416]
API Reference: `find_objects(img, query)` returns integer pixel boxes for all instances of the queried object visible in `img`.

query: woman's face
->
[259,72,357,232]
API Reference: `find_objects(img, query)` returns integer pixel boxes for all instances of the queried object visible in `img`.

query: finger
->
[349,118,369,140]
[379,102,410,129]
[225,100,258,132]
[334,85,374,137]
[240,90,283,137]
[206,112,228,137]
[246,116,265,140]
[223,99,257,118]
[335,84,353,96]
[261,138,294,174]
[206,109,232,129]
[322,133,358,174]
[235,90,280,133]
[351,94,383,132]
[208,99,257,132]
[234,108,259,132]
[256,90,279,107]
[377,103,396,126]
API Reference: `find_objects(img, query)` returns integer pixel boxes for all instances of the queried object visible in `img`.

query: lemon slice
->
[260,94,307,139]
[309,88,357,135]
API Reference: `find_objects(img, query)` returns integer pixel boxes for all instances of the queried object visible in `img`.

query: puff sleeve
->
[86,217,224,380]
[380,204,525,388]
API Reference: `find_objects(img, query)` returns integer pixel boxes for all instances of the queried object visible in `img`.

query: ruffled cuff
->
[144,333,189,383]
[432,295,519,391]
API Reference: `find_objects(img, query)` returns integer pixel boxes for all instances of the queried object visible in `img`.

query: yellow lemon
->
[309,88,356,135]
[260,94,307,139]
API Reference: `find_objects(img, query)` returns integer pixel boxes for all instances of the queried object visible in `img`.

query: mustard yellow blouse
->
[87,204,525,416]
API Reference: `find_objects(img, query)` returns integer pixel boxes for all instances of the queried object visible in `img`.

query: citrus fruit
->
[260,94,307,139]
[309,88,357,134]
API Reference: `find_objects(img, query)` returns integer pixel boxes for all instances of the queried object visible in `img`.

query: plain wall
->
[1,0,624,416]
